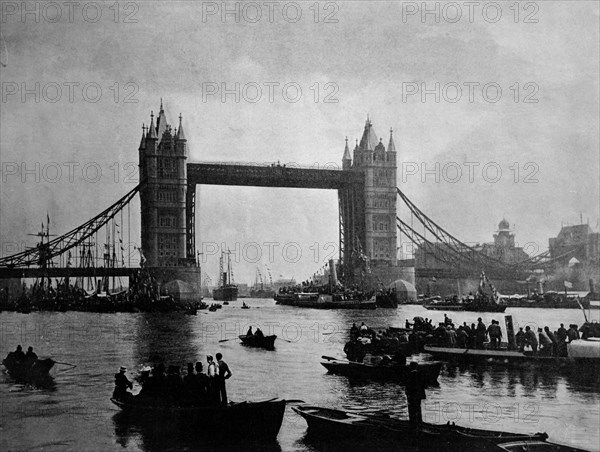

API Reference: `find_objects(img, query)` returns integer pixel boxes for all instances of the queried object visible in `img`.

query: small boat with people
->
[275,260,376,309]
[2,345,56,382]
[321,356,441,385]
[424,272,507,313]
[2,356,55,382]
[292,405,588,451]
[239,334,277,350]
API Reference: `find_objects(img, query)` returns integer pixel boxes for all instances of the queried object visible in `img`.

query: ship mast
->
[219,252,224,287]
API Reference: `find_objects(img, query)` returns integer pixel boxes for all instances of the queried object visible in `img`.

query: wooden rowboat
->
[239,334,277,350]
[111,397,286,440]
[321,358,441,386]
[2,357,55,382]
[292,405,587,451]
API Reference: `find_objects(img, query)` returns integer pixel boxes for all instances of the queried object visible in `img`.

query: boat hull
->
[276,293,376,309]
[293,406,584,451]
[111,397,286,440]
[424,304,465,311]
[424,345,600,366]
[2,358,55,382]
[376,293,398,308]
[239,334,277,350]
[321,361,441,386]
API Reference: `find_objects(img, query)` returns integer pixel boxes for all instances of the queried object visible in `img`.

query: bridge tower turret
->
[342,137,352,170]
[139,102,188,268]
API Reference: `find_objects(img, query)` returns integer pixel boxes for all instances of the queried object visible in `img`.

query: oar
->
[218,338,239,343]
[53,361,77,367]
[321,355,348,362]
[283,399,305,404]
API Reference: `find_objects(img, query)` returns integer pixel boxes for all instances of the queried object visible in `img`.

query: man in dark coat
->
[113,366,133,400]
[216,353,232,406]
[194,362,209,405]
[515,328,526,352]
[556,324,568,343]
[405,362,426,428]
[475,318,487,349]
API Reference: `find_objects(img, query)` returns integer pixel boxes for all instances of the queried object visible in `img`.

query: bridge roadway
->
[186,162,363,189]
[0,266,524,281]
[0,267,135,279]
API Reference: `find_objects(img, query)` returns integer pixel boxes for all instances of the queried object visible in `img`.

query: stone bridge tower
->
[340,117,401,286]
[139,101,191,269]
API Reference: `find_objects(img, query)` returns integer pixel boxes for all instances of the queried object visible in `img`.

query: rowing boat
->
[2,357,55,382]
[239,334,277,350]
[292,405,587,451]
[111,397,286,440]
[321,358,441,385]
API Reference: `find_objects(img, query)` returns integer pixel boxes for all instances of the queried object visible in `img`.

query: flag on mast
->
[564,281,573,289]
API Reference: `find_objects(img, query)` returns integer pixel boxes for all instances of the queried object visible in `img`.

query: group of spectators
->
[113,353,232,407]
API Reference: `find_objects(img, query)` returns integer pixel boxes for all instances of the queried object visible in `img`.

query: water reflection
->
[133,313,199,367]
[442,361,600,395]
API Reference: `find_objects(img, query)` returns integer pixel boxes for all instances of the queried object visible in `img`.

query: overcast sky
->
[1,1,598,284]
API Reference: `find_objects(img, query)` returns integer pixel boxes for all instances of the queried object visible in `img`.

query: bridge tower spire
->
[342,136,352,170]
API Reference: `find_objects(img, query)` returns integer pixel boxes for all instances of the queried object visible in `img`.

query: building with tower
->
[415,219,529,270]
[138,101,200,291]
[340,117,411,287]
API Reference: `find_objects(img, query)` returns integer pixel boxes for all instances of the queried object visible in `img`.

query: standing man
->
[556,324,568,343]
[515,327,526,352]
[206,355,219,405]
[524,326,538,353]
[113,366,133,400]
[487,320,502,350]
[405,362,426,429]
[216,353,232,406]
[194,362,208,405]
[475,318,487,349]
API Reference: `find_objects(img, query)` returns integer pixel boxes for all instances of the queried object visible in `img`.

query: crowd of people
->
[414,315,588,357]
[113,353,232,407]
[344,322,412,363]
[0,270,199,314]
[341,314,595,363]
[277,281,374,301]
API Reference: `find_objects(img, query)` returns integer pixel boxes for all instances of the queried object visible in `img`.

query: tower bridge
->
[139,101,403,288]
[1,101,558,294]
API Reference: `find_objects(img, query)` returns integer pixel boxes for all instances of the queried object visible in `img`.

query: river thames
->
[1,301,599,451]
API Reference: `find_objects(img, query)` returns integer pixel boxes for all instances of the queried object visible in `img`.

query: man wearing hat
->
[405,362,426,428]
[113,366,133,400]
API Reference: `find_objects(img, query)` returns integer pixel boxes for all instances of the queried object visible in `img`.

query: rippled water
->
[1,302,599,451]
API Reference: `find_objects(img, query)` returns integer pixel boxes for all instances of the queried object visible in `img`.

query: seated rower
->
[25,346,38,361]
[13,345,25,362]
[255,328,264,339]
[246,326,253,336]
